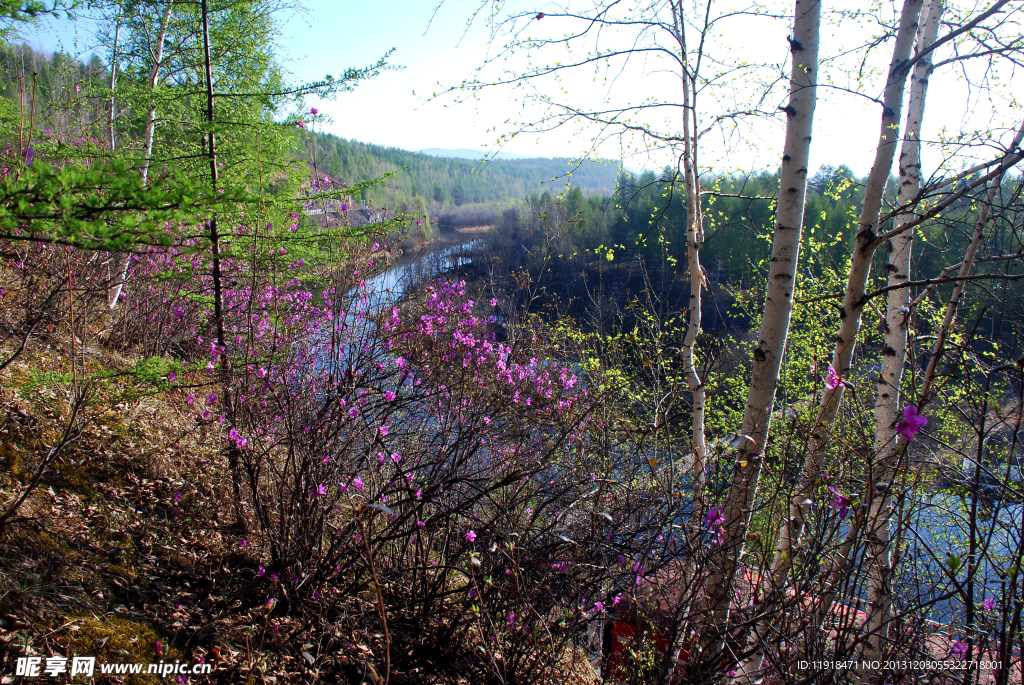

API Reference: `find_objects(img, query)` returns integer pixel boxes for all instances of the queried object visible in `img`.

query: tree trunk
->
[199,0,246,528]
[673,0,707,507]
[108,13,119,151]
[860,0,943,661]
[794,0,923,508]
[696,0,820,665]
[741,3,925,650]
[107,2,174,311]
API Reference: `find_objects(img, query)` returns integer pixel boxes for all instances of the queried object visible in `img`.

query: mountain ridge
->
[418,147,539,161]
[311,134,623,208]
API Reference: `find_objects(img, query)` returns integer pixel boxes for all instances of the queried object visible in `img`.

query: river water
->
[348,237,482,315]
[341,234,1024,629]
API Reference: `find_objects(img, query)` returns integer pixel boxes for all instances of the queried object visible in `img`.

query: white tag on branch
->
[366,503,394,517]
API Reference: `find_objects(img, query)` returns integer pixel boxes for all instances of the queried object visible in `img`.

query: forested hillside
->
[536,165,867,287]
[306,132,621,211]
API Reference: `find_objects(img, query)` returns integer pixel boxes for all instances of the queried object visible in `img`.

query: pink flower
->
[258,566,265,576]
[239,539,249,548]
[897,405,928,442]
[384,390,396,402]
[705,508,725,528]
[983,597,997,612]
[312,483,327,498]
[379,424,389,436]
[167,372,177,383]
[466,530,477,543]
[353,477,363,490]
[613,593,622,605]
[310,107,318,115]
[592,601,604,613]
[828,487,851,519]
[265,597,277,612]
[491,298,498,307]
[390,453,401,463]
[417,521,425,528]
[824,364,841,390]
[186,395,194,405]
[951,641,968,659]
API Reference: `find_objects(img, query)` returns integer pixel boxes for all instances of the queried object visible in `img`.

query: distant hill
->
[418,147,538,161]
[307,134,621,211]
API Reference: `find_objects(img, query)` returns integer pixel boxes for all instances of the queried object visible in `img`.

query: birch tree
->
[696,5,930,652]
[445,1,802,519]
[782,0,926,561]
[862,119,1024,661]
[670,0,708,507]
[858,0,943,660]
[107,0,175,310]
[696,0,820,662]
[768,0,1022,590]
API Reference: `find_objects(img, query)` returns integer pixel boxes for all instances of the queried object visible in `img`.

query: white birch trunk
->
[744,3,925,638]
[108,14,119,151]
[794,0,923,500]
[861,0,942,661]
[108,2,174,311]
[698,0,820,661]
[673,1,708,505]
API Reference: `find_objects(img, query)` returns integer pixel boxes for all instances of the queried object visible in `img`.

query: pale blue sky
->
[20,1,1019,178]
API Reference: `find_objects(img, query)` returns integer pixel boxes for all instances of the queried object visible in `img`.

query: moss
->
[58,616,184,685]
[0,437,26,477]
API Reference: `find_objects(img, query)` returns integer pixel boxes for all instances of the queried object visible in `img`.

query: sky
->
[21,0,1021,179]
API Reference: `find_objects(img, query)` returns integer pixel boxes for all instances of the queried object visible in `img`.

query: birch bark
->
[861,0,943,661]
[107,2,174,310]
[107,13,119,152]
[696,0,820,659]
[750,1,925,628]
[672,0,708,506]
[793,0,923,511]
